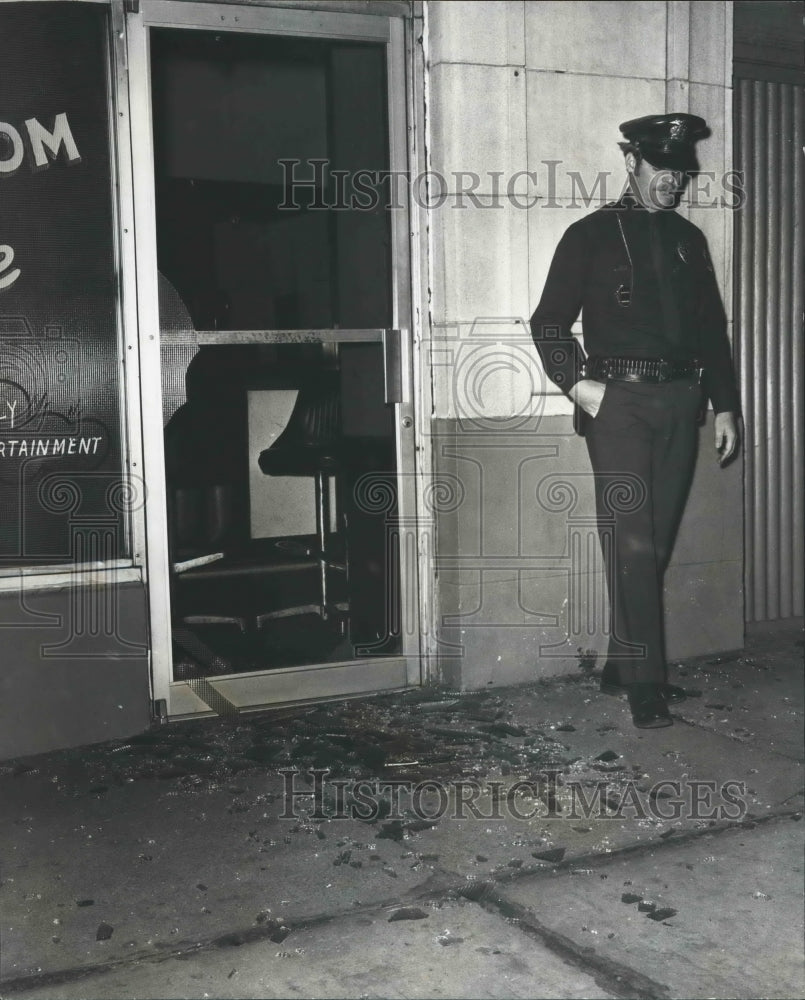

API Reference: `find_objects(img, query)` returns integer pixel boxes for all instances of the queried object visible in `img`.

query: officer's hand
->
[714,411,739,465]
[569,379,607,418]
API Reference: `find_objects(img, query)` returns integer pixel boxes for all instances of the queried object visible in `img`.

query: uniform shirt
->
[529,195,740,414]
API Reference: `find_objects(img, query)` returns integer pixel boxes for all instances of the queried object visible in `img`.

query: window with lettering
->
[0,3,127,565]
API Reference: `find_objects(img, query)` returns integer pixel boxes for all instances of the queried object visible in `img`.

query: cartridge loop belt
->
[584,356,702,384]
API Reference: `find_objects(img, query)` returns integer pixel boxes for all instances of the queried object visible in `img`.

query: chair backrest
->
[258,376,342,477]
[164,347,252,552]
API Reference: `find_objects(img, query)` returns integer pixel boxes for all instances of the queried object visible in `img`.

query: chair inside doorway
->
[162,343,355,677]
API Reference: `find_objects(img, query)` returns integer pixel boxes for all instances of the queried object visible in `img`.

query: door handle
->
[382,328,405,404]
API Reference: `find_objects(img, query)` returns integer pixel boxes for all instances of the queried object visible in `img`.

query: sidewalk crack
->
[459,882,671,1000]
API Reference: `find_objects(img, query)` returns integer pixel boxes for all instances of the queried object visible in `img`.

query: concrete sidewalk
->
[1,628,803,999]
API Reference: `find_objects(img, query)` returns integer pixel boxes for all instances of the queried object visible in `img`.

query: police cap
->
[618,113,708,172]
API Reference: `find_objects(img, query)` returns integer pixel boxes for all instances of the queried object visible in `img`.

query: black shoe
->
[627,684,673,729]
[600,664,687,702]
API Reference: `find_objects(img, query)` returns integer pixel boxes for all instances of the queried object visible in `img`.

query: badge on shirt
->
[615,283,631,307]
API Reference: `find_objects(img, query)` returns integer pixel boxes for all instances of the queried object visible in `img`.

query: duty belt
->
[583,356,703,384]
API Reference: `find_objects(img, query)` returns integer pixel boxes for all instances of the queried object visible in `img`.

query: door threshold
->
[167,654,416,717]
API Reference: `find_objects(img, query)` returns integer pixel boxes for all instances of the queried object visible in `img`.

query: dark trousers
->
[584,378,701,684]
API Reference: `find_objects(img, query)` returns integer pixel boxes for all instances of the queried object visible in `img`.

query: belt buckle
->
[657,360,672,383]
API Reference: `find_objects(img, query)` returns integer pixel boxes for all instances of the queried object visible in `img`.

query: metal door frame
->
[124,0,428,717]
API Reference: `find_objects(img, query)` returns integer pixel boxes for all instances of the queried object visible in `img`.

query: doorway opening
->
[149,26,403,683]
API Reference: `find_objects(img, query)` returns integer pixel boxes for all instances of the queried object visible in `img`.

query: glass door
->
[127,1,420,717]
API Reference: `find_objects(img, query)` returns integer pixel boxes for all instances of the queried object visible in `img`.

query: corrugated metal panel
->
[735,79,805,621]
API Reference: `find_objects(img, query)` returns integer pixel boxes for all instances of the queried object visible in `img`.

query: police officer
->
[530,113,740,729]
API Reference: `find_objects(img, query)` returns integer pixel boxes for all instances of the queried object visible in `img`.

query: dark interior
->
[150,27,401,677]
